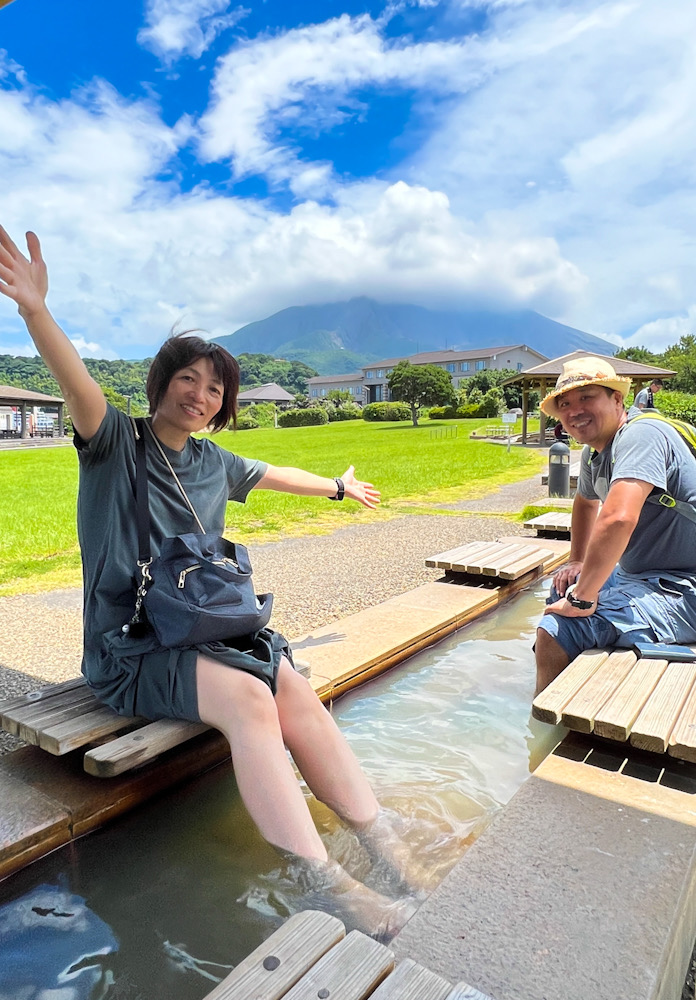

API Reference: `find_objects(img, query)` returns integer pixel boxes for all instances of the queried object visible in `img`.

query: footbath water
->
[0,582,563,1000]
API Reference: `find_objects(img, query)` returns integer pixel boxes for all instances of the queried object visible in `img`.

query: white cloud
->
[626,308,696,352]
[199,14,481,189]
[138,0,249,62]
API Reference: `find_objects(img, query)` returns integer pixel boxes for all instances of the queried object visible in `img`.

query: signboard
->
[502,412,518,424]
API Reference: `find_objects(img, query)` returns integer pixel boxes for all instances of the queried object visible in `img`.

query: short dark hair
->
[146,332,240,432]
[651,379,664,387]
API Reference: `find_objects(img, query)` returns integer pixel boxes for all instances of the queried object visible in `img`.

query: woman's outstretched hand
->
[341,465,381,509]
[0,227,49,318]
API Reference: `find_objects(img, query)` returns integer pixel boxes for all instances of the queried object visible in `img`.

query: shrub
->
[327,404,362,422]
[278,407,329,427]
[362,402,411,422]
[459,403,485,418]
[235,410,260,430]
[655,391,696,425]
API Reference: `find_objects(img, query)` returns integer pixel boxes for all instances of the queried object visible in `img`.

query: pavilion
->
[237,383,296,406]
[504,350,676,445]
[0,385,66,439]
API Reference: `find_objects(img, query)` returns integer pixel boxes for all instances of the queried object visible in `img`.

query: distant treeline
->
[0,352,319,412]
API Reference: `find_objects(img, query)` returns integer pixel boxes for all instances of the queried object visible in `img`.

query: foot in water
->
[293,858,419,943]
[354,808,433,896]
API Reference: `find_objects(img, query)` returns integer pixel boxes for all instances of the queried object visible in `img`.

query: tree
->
[661,335,696,394]
[326,389,352,408]
[387,361,455,427]
[614,346,659,365]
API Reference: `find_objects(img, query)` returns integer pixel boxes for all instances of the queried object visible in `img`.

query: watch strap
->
[328,477,345,501]
[565,584,595,610]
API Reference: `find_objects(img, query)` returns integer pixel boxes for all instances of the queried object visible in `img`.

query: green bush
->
[363,402,412,422]
[458,403,484,418]
[235,410,260,430]
[278,407,329,427]
[655,391,696,424]
[327,404,362,422]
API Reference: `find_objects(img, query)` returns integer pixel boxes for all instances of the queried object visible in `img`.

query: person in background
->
[633,378,663,410]
[533,357,696,694]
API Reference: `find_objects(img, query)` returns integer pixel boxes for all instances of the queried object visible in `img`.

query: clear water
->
[0,582,562,1000]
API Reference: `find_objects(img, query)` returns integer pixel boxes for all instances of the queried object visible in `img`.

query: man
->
[633,378,663,410]
[535,357,696,693]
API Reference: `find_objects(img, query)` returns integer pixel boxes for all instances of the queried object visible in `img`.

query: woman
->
[0,226,416,937]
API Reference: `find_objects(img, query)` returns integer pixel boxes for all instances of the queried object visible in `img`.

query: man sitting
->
[535,357,696,694]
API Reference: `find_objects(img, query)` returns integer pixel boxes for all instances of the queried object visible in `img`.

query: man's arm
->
[552,493,600,596]
[0,228,106,440]
[548,478,653,616]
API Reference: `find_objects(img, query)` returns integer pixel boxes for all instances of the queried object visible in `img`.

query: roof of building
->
[363,344,547,369]
[306,372,364,385]
[0,384,64,405]
[505,350,676,384]
[237,382,296,402]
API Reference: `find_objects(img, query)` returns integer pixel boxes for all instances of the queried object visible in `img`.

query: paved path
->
[0,472,544,752]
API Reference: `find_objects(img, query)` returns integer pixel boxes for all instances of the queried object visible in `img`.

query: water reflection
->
[0,582,562,999]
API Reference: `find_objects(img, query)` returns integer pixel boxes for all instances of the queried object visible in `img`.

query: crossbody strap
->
[142,420,206,534]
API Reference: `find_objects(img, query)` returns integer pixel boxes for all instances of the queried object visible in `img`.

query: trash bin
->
[548,440,570,498]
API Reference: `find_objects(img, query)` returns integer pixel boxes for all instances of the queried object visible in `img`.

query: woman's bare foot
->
[295,858,418,943]
[354,808,433,896]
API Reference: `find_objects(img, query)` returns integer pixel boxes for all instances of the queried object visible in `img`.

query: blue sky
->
[0,0,694,359]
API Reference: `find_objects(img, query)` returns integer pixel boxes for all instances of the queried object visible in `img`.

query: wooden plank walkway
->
[533,647,696,761]
[425,540,554,580]
[200,910,495,1000]
[523,512,572,536]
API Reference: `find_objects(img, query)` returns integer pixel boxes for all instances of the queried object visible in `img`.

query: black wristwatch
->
[565,585,595,610]
[328,477,345,501]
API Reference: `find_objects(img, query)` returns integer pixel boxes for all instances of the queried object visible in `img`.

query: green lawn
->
[0,419,545,594]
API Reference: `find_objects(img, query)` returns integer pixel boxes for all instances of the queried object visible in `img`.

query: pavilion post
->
[539,380,546,445]
[522,386,529,444]
[57,404,65,437]
[20,402,28,438]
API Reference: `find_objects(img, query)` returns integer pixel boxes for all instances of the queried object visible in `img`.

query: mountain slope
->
[215,297,615,374]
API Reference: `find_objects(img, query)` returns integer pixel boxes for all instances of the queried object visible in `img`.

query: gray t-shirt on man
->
[577,415,696,577]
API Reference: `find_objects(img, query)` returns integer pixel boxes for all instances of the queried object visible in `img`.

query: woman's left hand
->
[341,465,381,509]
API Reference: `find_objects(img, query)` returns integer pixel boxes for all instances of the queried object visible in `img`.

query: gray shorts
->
[537,568,696,663]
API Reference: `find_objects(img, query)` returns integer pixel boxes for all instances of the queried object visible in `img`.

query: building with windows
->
[306,345,547,404]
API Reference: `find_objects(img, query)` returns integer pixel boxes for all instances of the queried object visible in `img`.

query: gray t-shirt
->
[74,405,267,669]
[578,416,696,575]
[633,387,654,409]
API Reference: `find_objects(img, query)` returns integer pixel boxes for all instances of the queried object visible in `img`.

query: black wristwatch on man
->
[328,477,345,501]
[565,584,595,610]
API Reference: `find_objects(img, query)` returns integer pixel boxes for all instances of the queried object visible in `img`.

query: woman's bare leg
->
[196,654,327,860]
[274,658,379,826]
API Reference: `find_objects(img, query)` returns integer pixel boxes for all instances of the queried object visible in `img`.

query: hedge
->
[235,410,260,430]
[428,404,485,419]
[362,401,412,422]
[278,408,329,427]
[654,391,696,425]
[327,405,362,422]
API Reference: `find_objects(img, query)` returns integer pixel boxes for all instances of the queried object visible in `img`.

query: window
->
[446,363,455,373]
[475,360,486,370]
[311,389,318,396]
[377,369,384,377]
[366,370,374,378]
[459,362,469,372]
[517,362,523,371]
[387,368,393,374]
[321,389,326,396]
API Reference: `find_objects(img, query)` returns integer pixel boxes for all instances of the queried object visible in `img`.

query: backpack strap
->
[611,414,696,524]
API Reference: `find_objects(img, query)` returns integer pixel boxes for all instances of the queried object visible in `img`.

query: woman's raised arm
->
[0,227,106,440]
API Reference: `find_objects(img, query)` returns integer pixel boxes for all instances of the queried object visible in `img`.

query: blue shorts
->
[537,569,696,663]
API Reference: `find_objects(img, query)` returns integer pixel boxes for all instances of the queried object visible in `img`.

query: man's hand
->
[552,561,583,596]
[341,465,381,509]
[545,594,598,618]
[0,228,49,318]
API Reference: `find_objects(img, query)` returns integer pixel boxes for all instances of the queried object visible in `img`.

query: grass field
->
[0,418,545,595]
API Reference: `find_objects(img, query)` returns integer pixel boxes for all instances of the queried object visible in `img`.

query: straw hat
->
[540,357,632,416]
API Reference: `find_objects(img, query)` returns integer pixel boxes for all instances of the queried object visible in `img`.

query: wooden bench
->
[533,647,696,759]
[0,661,312,779]
[523,512,572,537]
[200,909,494,1000]
[426,540,553,581]
[541,462,580,490]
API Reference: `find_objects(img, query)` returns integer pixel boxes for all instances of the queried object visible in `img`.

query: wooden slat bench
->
[533,647,696,760]
[200,910,494,1000]
[523,512,572,537]
[541,462,580,489]
[426,540,553,581]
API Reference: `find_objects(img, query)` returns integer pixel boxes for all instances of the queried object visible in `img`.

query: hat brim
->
[540,376,631,416]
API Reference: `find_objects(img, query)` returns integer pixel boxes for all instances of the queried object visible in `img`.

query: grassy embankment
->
[0,418,546,595]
